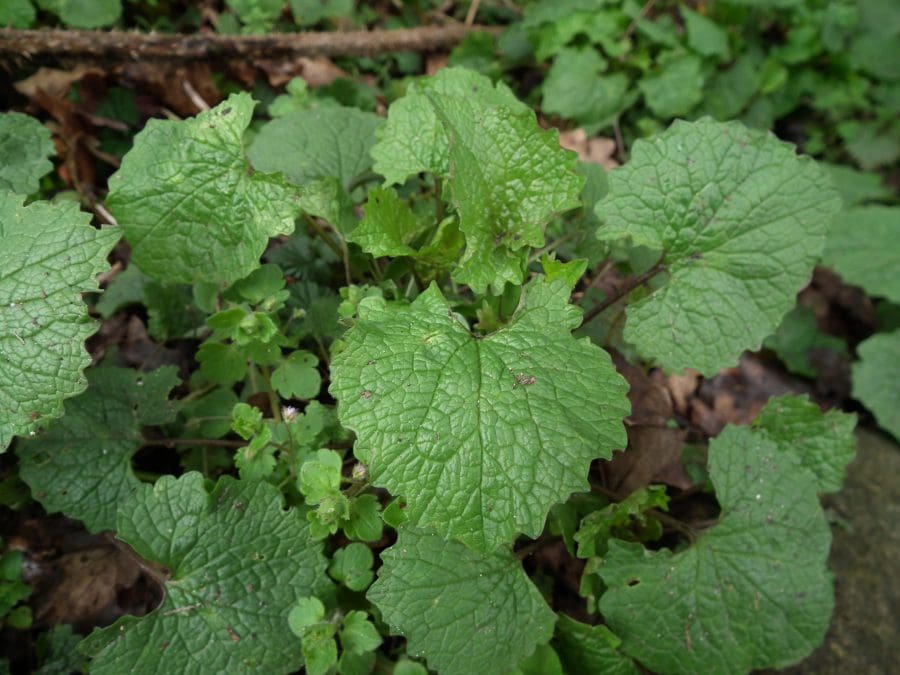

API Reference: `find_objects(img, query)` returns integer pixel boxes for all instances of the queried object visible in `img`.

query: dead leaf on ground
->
[119,62,220,116]
[258,56,347,88]
[601,354,692,493]
[5,516,163,632]
[692,353,816,436]
[558,128,619,170]
[426,54,449,75]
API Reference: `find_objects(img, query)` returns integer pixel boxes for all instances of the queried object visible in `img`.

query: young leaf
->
[339,611,381,654]
[0,112,54,195]
[595,118,841,375]
[271,350,321,400]
[0,193,118,450]
[428,89,583,293]
[17,366,179,532]
[347,186,422,258]
[822,206,900,304]
[331,277,629,551]
[247,106,382,188]
[79,473,327,674]
[370,67,526,186]
[106,93,298,285]
[852,330,900,441]
[753,394,856,493]
[598,426,834,674]
[367,528,555,675]
[328,543,375,592]
[553,615,638,675]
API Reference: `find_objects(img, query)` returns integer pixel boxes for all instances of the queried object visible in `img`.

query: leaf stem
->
[580,256,666,327]
[434,176,444,225]
[259,365,283,423]
[157,438,244,448]
[305,214,351,284]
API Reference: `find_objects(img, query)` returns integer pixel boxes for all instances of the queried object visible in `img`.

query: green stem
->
[528,230,579,264]
[434,176,444,224]
[258,365,283,423]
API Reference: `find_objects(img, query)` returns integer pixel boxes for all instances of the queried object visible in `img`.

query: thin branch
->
[465,0,482,26]
[580,257,666,327]
[0,25,501,65]
[157,437,244,448]
[623,0,657,41]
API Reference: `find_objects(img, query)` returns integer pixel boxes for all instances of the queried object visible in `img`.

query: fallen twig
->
[0,25,501,65]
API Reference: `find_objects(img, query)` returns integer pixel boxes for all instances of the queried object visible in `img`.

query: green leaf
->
[367,528,556,675]
[347,187,422,258]
[820,163,893,207]
[0,0,36,28]
[541,256,588,291]
[248,106,382,188]
[371,67,526,187]
[0,112,54,195]
[427,87,583,294]
[328,542,375,592]
[288,596,326,636]
[95,264,149,318]
[50,0,121,28]
[638,54,705,117]
[541,48,631,130]
[343,493,383,542]
[181,387,240,439]
[763,305,847,378]
[299,449,343,503]
[852,330,900,441]
[511,643,563,675]
[573,485,668,558]
[553,615,638,675]
[331,277,629,551]
[197,341,247,386]
[271,350,321,400]
[823,206,900,304]
[753,395,856,494]
[107,93,298,285]
[598,425,834,674]
[79,473,327,674]
[681,6,730,58]
[0,193,118,449]
[596,118,840,375]
[289,0,352,26]
[301,624,338,675]
[340,611,382,654]
[17,366,179,532]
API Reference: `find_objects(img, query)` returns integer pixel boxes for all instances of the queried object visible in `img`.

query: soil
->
[784,429,900,673]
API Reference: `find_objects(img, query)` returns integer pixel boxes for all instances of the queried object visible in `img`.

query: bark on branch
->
[0,25,501,65]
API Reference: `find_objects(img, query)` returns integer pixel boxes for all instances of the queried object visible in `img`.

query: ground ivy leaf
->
[822,206,900,304]
[17,366,179,532]
[599,425,833,674]
[852,330,900,441]
[271,350,321,400]
[0,193,119,450]
[79,473,327,674]
[370,67,525,186]
[753,394,856,494]
[428,90,583,294]
[596,118,840,376]
[0,112,54,195]
[367,527,555,675]
[247,106,382,188]
[107,93,298,285]
[330,277,629,550]
[553,615,638,675]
